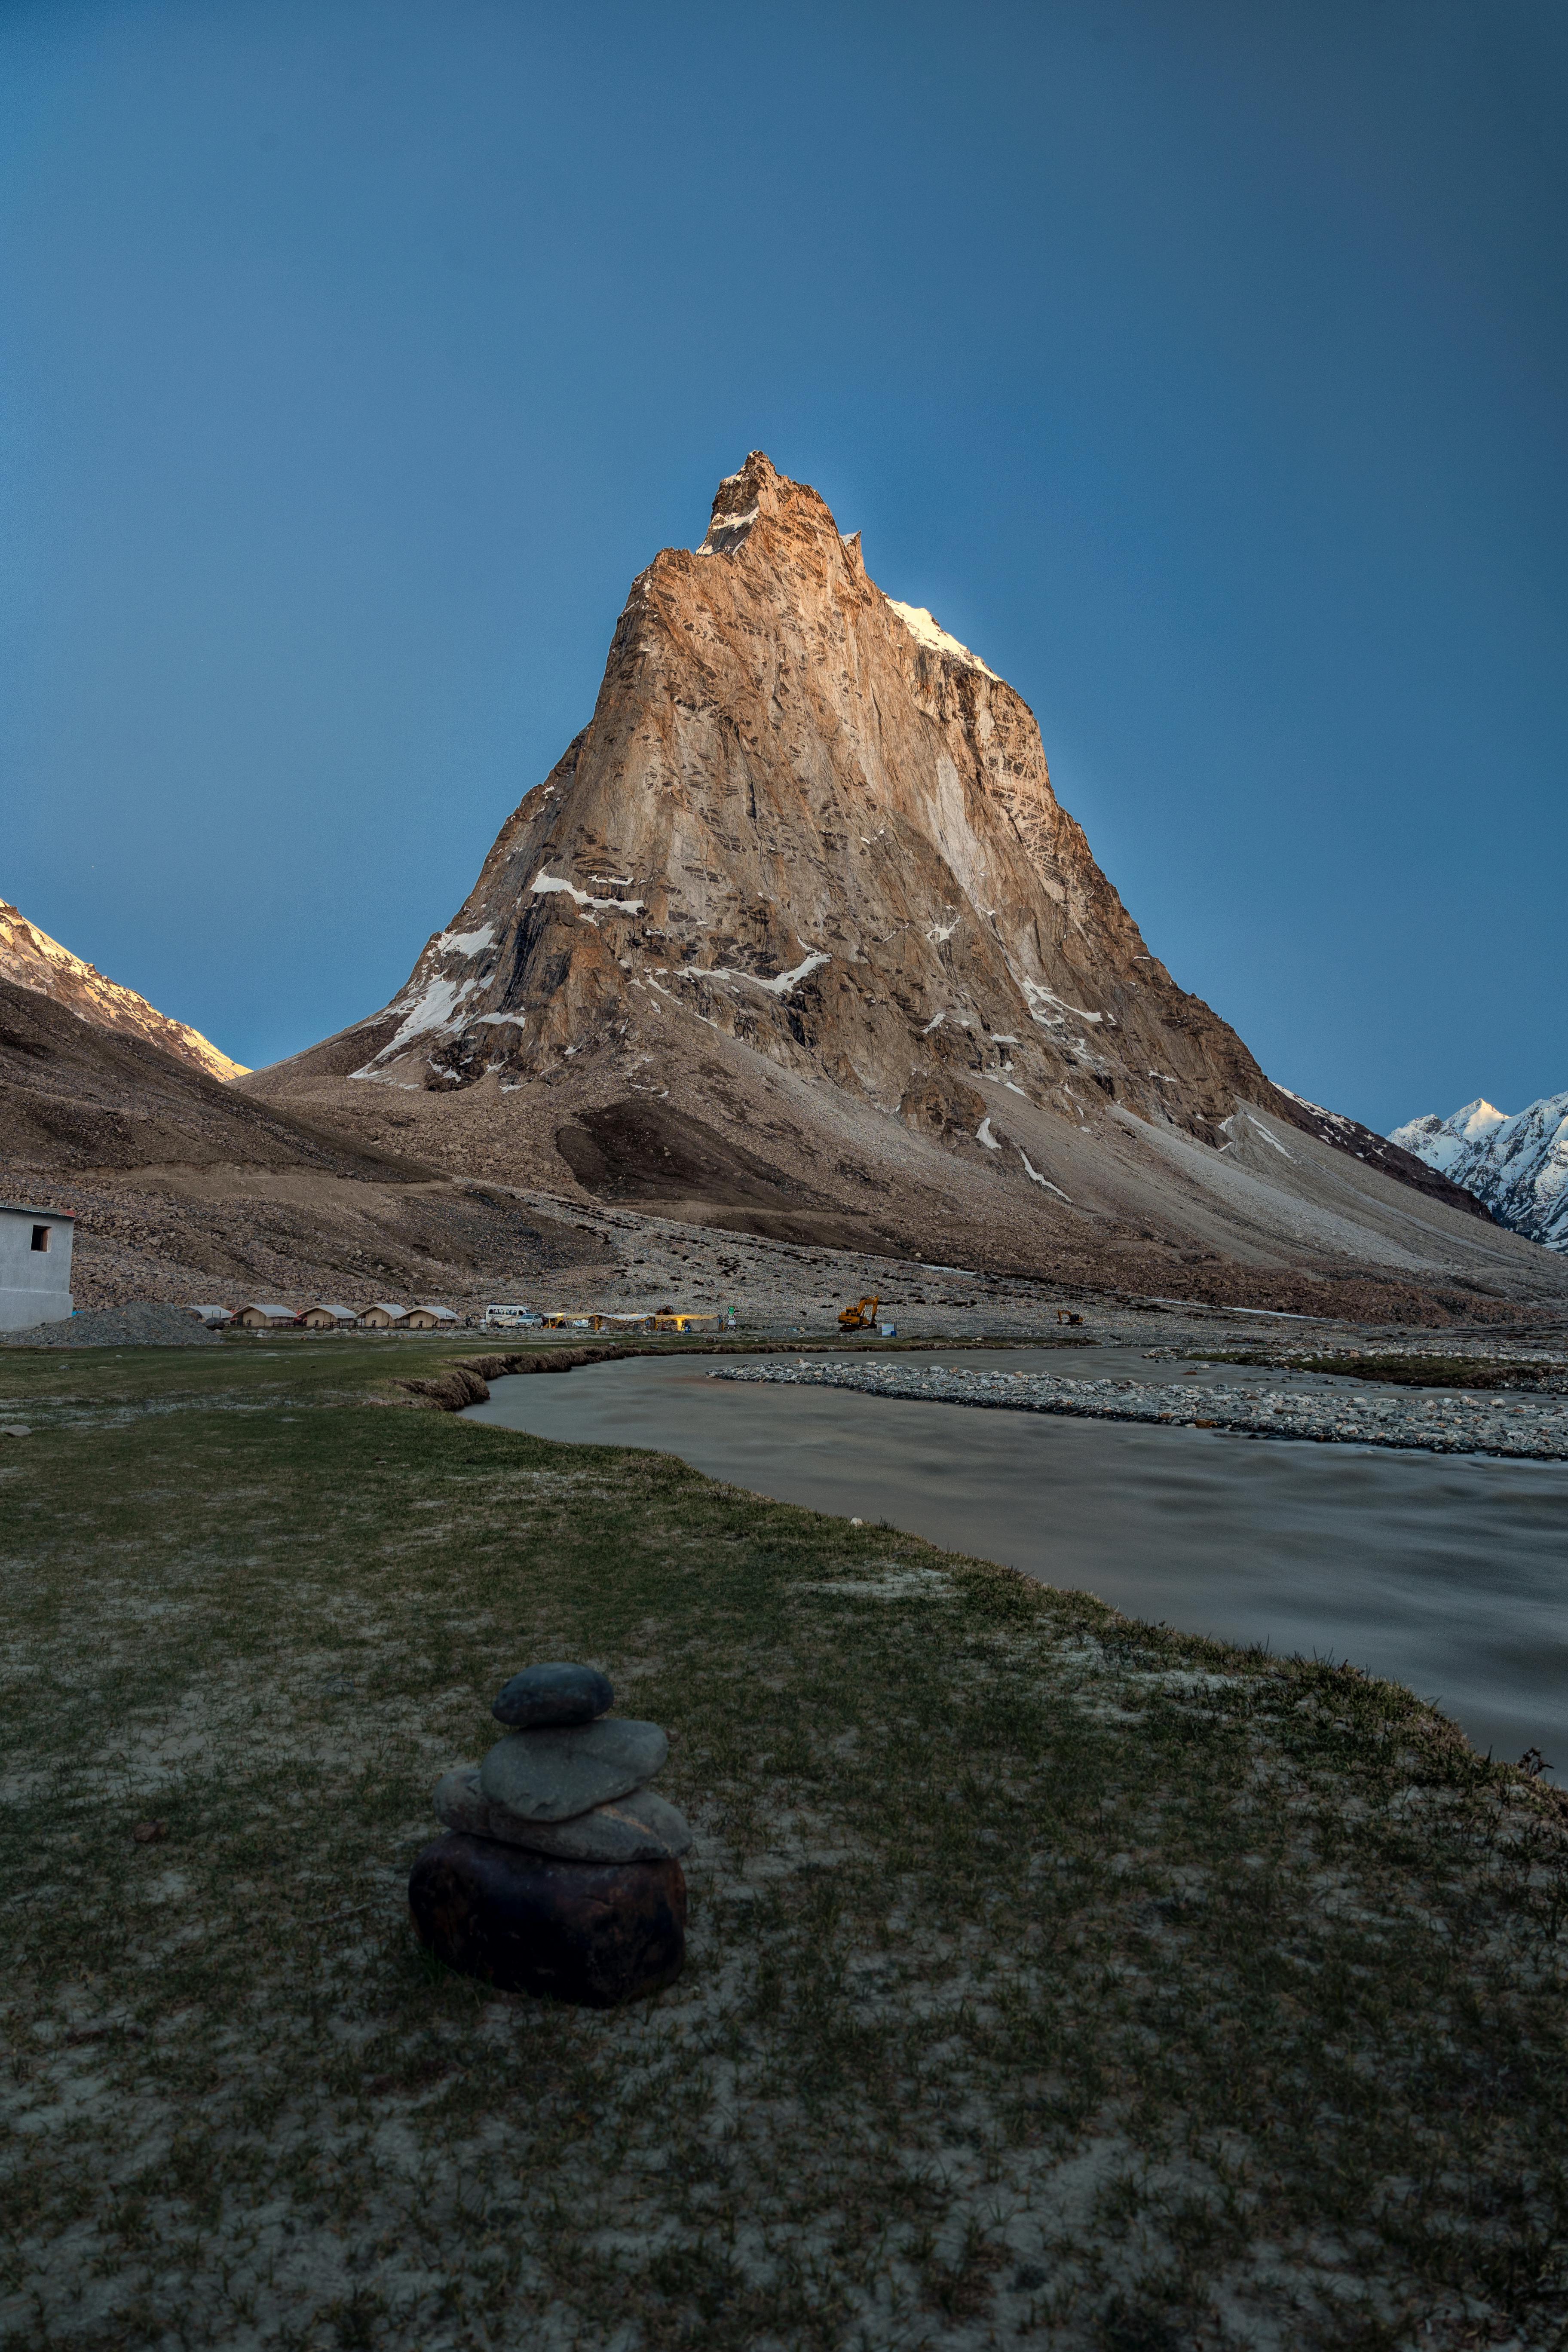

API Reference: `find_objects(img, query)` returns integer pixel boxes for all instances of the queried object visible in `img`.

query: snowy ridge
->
[1275,1085,1357,1136]
[885,598,999,680]
[1391,1095,1568,1252]
[0,895,248,1082]
[1265,1082,1492,1213]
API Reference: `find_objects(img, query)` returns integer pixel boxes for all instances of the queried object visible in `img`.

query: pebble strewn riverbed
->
[711,1358,1568,1460]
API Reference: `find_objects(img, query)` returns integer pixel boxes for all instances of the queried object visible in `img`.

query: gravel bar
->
[710,1359,1568,1461]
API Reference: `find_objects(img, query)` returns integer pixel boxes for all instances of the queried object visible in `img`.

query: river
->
[466,1346,1568,1769]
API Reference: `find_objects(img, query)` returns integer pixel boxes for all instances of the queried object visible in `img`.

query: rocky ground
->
[39,1175,1568,1396]
[11,948,1565,1336]
[374,1187,1568,1341]
[45,1173,606,1317]
[712,1352,1568,1462]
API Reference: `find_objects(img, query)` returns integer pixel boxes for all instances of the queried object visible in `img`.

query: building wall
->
[0,1208,74,1332]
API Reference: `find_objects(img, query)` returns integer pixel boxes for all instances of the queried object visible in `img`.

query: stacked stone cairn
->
[408,1663,692,2008]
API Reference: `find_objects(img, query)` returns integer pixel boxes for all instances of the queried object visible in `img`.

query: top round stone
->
[491,1661,614,1729]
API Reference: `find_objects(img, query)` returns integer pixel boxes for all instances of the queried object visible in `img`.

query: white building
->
[0,1203,75,1332]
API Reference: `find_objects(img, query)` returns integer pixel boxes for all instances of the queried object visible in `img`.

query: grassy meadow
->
[1,1333,1565,2351]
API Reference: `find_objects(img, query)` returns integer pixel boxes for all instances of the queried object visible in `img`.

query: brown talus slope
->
[250,453,1562,1310]
[0,980,603,1310]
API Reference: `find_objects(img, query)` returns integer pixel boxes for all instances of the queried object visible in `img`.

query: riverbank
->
[712,1356,1568,1461]
[3,1333,1566,2349]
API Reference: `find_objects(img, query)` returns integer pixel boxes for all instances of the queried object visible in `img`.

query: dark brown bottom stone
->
[407,1833,686,2007]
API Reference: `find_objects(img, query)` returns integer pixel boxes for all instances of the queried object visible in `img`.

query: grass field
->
[2,1335,1565,2351]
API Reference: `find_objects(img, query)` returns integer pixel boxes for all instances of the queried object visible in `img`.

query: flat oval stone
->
[491,1661,614,1729]
[478,1717,668,1821]
[408,1834,686,2007]
[432,1767,694,1861]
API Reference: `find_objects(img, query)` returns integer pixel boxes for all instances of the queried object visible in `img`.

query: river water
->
[466,1347,1568,1769]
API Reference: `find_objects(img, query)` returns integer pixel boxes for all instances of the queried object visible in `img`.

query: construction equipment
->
[838,1295,881,1332]
[1056,1309,1084,1326]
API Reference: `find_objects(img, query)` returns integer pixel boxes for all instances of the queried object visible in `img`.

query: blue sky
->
[2,0,1563,1131]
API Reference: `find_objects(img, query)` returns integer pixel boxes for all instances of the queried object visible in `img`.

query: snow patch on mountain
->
[666,949,830,998]
[1390,1095,1568,1251]
[532,872,646,914]
[357,973,481,1072]
[435,922,496,958]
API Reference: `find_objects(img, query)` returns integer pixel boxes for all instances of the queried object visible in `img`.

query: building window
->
[31,1226,51,1253]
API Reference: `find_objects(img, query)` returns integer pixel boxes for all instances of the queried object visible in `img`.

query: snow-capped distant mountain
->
[1390,1096,1568,1252]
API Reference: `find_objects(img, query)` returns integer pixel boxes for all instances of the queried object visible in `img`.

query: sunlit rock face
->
[1393,1096,1568,1250]
[318,450,1291,1139]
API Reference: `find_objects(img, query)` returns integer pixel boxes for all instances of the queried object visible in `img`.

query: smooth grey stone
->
[491,1661,613,1729]
[432,1767,693,1860]
[478,1718,668,1821]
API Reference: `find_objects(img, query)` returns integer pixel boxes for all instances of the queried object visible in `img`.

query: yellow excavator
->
[838,1295,881,1332]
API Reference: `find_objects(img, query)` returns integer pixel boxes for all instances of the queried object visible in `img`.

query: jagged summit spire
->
[286,450,1286,1158]
[697,451,804,557]
[253,450,1505,1283]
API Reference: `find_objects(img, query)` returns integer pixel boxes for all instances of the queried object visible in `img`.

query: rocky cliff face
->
[0,897,246,1084]
[293,456,1369,1139]
[1393,1096,1568,1251]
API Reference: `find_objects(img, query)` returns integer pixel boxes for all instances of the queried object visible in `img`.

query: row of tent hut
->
[196,1302,461,1331]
